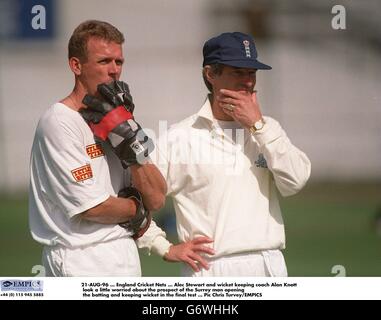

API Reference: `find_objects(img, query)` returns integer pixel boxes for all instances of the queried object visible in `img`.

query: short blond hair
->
[68,20,124,61]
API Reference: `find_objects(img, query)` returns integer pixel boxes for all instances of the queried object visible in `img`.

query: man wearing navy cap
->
[155,32,311,276]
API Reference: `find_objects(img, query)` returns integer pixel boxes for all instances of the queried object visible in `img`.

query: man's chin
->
[86,90,101,98]
[97,79,117,87]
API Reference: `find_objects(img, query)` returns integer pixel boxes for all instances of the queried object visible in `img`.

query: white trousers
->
[42,237,141,277]
[181,250,288,277]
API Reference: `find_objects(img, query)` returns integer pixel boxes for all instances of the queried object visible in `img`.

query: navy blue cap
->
[202,32,271,70]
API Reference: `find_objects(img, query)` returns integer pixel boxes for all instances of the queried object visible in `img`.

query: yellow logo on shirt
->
[86,143,104,159]
[71,164,93,182]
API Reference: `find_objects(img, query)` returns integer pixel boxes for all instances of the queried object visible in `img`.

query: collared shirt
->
[154,97,311,258]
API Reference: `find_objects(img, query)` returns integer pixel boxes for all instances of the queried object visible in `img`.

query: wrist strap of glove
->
[118,187,151,239]
[90,106,133,140]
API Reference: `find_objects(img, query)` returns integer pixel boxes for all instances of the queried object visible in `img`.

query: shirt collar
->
[196,95,215,124]
[194,95,228,138]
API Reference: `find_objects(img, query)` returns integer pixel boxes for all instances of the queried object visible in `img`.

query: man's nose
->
[245,78,254,86]
[242,78,255,89]
[108,61,120,76]
[244,74,256,87]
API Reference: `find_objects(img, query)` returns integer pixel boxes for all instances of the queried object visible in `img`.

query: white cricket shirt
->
[153,97,311,258]
[29,103,170,255]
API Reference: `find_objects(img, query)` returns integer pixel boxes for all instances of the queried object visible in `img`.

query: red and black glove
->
[80,81,154,167]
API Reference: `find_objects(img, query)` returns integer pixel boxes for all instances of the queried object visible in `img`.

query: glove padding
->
[80,80,154,167]
[98,80,135,113]
[118,187,152,240]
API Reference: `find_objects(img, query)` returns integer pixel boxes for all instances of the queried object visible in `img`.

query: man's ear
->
[69,57,82,76]
[203,66,215,84]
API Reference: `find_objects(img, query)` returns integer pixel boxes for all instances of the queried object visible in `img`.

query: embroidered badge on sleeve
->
[86,143,104,159]
[71,164,93,182]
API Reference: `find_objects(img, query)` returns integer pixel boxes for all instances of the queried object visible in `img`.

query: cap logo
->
[243,40,251,58]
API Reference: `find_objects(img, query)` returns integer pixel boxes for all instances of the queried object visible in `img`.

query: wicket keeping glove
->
[80,81,154,167]
[118,187,152,240]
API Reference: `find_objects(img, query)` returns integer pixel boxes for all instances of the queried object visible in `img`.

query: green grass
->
[1,182,380,276]
[0,194,43,276]
[282,182,381,276]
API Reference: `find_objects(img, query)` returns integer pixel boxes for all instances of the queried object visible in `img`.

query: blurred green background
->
[1,182,380,277]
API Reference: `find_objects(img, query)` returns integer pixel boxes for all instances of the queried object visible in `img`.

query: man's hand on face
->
[217,89,263,129]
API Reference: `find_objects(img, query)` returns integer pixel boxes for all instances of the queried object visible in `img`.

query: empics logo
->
[86,143,104,159]
[71,164,93,182]
[1,280,43,292]
[2,281,13,288]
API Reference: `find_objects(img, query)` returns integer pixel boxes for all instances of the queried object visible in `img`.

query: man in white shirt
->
[29,20,214,276]
[154,32,311,276]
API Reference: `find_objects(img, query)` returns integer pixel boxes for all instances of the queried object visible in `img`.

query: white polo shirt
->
[153,97,311,258]
[29,103,170,256]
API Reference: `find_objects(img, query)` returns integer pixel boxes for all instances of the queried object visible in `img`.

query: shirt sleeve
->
[252,116,311,197]
[136,220,172,257]
[33,111,110,218]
